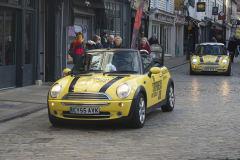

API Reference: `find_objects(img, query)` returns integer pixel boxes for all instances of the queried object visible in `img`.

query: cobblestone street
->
[0,58,240,160]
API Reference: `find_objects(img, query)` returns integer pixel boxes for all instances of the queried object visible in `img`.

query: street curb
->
[0,105,47,123]
[167,62,190,69]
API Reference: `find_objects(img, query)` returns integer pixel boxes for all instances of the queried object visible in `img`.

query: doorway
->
[0,9,17,89]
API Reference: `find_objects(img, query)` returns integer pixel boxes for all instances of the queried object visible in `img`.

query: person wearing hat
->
[148,34,159,46]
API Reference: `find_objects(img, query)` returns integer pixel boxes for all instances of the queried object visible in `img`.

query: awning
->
[73,0,105,9]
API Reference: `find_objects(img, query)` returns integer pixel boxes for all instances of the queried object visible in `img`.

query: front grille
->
[61,111,111,118]
[62,92,112,100]
[199,62,219,66]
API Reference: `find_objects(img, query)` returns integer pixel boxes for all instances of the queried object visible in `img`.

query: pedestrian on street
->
[101,32,108,47]
[138,37,151,54]
[72,32,84,64]
[87,35,103,50]
[212,37,217,42]
[113,37,125,48]
[227,37,237,62]
[237,37,240,48]
[103,35,115,48]
[148,34,159,46]
[217,35,226,46]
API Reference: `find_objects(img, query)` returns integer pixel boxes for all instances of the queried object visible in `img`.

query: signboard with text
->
[197,2,205,12]
[175,0,184,11]
[212,7,218,15]
[218,11,225,20]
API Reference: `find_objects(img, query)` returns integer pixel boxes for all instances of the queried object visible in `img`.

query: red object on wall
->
[218,11,225,20]
[131,2,145,49]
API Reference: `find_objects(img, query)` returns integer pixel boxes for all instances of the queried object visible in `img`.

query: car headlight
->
[50,83,62,98]
[116,83,131,99]
[222,59,228,65]
[192,58,198,65]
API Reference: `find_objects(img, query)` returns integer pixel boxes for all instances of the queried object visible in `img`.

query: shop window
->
[104,1,121,38]
[0,0,7,3]
[25,12,33,64]
[9,0,21,5]
[166,0,169,12]
[25,0,33,7]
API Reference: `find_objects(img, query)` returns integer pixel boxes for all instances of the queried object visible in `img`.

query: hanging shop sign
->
[197,2,205,12]
[218,11,225,20]
[212,7,218,15]
[231,15,238,19]
[131,2,145,49]
[175,0,184,11]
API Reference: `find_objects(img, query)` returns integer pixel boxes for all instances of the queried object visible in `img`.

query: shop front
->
[0,0,40,89]
[175,14,184,56]
[148,9,176,60]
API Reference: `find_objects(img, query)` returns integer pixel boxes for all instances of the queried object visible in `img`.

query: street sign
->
[218,11,225,20]
[212,7,218,15]
[231,15,237,19]
[197,2,205,12]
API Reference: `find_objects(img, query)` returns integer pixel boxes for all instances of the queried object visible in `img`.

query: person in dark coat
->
[103,35,115,48]
[227,37,237,62]
[86,35,103,50]
[148,34,159,45]
[113,37,125,48]
[101,32,108,46]
[217,35,226,46]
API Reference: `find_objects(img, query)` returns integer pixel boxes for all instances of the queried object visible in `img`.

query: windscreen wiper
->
[103,70,138,75]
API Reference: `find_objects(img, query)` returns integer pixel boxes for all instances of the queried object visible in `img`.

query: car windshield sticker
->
[215,56,221,62]
[69,77,80,92]
[99,77,124,93]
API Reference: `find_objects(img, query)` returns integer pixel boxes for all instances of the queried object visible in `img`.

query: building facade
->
[0,0,41,90]
[148,0,184,60]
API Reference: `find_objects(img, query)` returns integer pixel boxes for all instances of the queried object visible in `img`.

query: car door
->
[141,54,163,108]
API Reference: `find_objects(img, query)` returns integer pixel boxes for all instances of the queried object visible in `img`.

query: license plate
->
[70,107,99,114]
[203,68,216,71]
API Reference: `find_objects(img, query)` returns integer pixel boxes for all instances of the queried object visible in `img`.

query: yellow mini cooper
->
[190,43,231,76]
[48,48,174,128]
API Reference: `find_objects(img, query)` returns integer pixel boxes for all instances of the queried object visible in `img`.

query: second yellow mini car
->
[48,49,174,128]
[190,43,231,76]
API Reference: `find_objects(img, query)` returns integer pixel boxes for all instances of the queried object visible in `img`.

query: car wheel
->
[48,108,64,126]
[130,93,146,128]
[161,84,175,112]
[225,63,231,76]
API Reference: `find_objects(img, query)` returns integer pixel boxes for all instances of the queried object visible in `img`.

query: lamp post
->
[185,3,190,60]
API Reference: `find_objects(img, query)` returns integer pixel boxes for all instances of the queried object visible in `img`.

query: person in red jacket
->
[72,32,84,64]
[138,37,151,54]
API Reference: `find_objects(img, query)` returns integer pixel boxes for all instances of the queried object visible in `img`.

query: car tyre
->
[129,93,146,128]
[48,108,64,126]
[225,63,231,76]
[161,84,175,112]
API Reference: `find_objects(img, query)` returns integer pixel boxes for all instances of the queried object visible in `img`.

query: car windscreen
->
[195,45,227,55]
[72,51,140,75]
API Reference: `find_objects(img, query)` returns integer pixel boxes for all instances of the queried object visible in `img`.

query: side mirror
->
[140,49,150,55]
[63,68,71,76]
[150,67,161,74]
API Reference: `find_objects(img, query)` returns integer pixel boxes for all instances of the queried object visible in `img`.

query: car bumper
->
[48,99,135,123]
[191,65,229,74]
